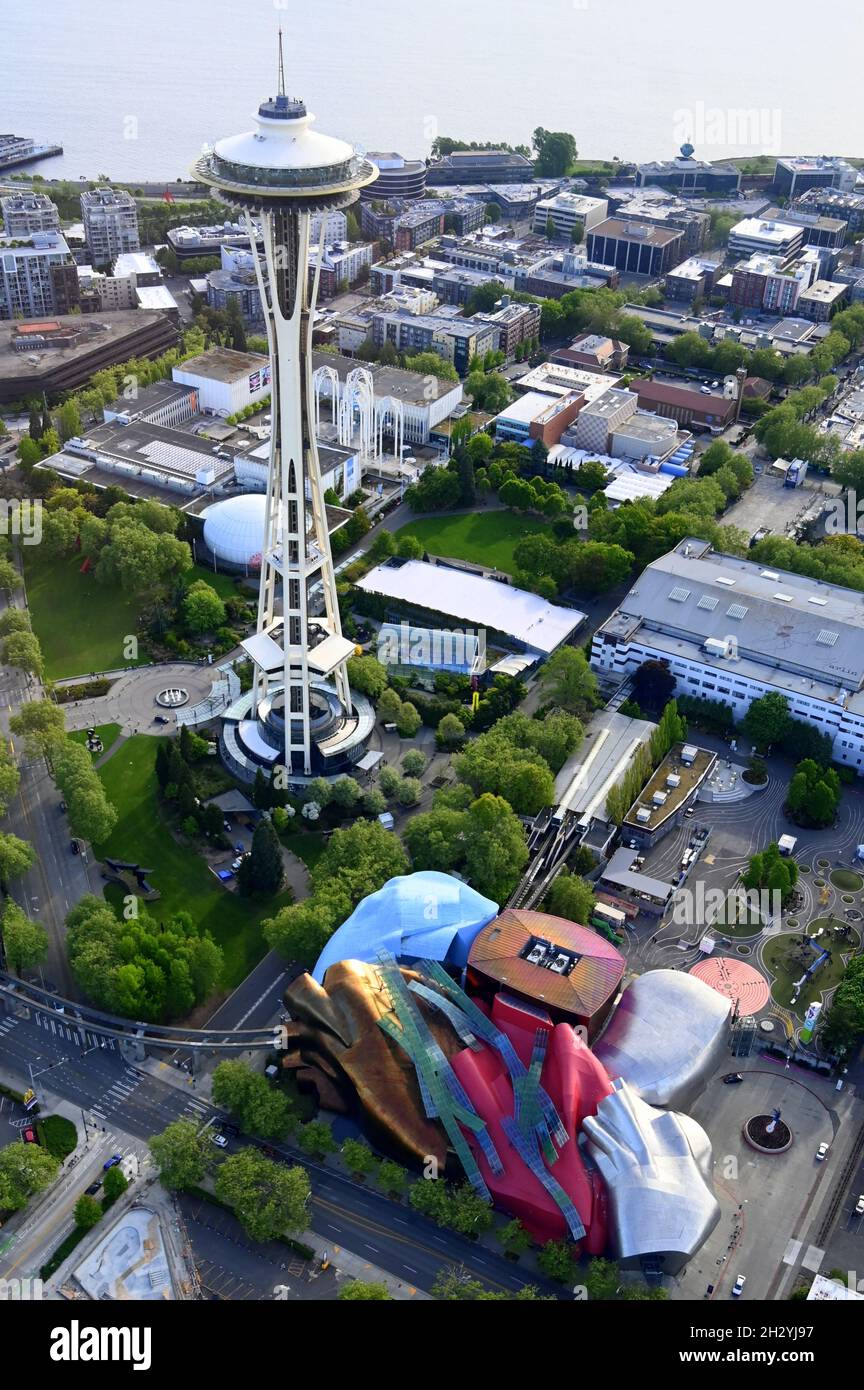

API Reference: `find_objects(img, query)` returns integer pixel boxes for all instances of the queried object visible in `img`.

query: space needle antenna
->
[277,25,286,97]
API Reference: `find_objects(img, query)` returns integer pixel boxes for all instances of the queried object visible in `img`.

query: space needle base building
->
[193,53,378,786]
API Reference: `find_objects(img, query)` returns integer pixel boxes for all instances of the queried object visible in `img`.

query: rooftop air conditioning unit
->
[636,807,651,823]
[652,790,668,806]
[681,744,698,765]
[666,773,681,788]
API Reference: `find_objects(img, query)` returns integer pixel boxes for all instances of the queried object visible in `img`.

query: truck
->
[591,901,627,931]
[783,458,808,488]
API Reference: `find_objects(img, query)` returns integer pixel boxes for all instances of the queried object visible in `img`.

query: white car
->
[816,1142,830,1161]
[231,855,247,871]
[211,1133,228,1148]
[731,1274,747,1297]
[855,1195,864,1216]
[700,385,712,394]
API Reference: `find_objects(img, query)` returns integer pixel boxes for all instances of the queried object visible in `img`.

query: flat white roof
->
[357,559,585,654]
[135,285,179,312]
[494,390,557,425]
[604,472,675,503]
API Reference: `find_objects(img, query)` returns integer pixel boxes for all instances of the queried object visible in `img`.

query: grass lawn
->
[711,889,764,939]
[94,736,291,988]
[24,550,148,680]
[393,511,548,576]
[187,563,243,601]
[69,723,122,760]
[830,869,863,892]
[762,921,860,1017]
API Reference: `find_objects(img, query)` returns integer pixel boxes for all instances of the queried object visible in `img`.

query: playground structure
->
[102,859,160,901]
[790,933,831,1006]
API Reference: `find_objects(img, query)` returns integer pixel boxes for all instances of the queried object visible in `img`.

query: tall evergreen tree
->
[237,817,284,896]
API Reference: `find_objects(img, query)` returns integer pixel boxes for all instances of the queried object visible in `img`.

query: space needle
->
[193,39,378,783]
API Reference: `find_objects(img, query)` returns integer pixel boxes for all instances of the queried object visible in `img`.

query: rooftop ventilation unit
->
[666,773,681,788]
[635,807,652,823]
[727,603,748,620]
[716,576,736,586]
[697,595,719,611]
[760,570,780,580]
[816,630,839,646]
[669,586,690,602]
[652,790,668,806]
[681,744,698,765]
[774,592,793,602]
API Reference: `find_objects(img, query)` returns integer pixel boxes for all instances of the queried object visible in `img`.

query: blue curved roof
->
[312,871,499,983]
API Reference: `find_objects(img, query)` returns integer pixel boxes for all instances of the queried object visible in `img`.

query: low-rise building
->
[664,256,723,302]
[612,191,710,255]
[636,148,741,197]
[794,186,864,234]
[311,349,463,444]
[550,334,630,372]
[796,279,850,322]
[426,149,535,186]
[173,346,272,416]
[310,240,374,300]
[572,388,639,452]
[592,535,864,775]
[493,389,584,447]
[0,311,178,404]
[474,297,541,358]
[633,377,738,431]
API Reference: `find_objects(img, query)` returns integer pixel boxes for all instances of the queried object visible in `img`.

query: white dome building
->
[202,493,266,568]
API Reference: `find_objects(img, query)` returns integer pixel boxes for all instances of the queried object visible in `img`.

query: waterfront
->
[4,0,863,183]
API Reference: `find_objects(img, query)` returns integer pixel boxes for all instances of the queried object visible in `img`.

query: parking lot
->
[723,467,840,542]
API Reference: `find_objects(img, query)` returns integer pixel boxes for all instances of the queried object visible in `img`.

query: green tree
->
[237,817,285,896]
[183,579,226,633]
[297,1119,337,1159]
[148,1119,213,1190]
[341,1138,377,1179]
[0,1143,59,1212]
[498,1218,531,1256]
[0,832,36,888]
[401,748,427,777]
[377,687,403,722]
[395,701,421,738]
[102,1164,128,1206]
[346,654,387,699]
[403,807,467,873]
[9,699,66,762]
[545,870,595,925]
[338,1280,392,1299]
[1,900,48,975]
[436,712,466,749]
[2,629,44,678]
[215,1148,310,1243]
[632,659,676,712]
[310,819,408,917]
[264,898,337,964]
[211,1060,294,1139]
[539,646,599,713]
[74,1194,103,1230]
[462,794,529,901]
[537,1239,576,1282]
[743,692,791,750]
[376,1160,408,1197]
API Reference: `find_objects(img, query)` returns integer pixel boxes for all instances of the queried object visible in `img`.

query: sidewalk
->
[302,1229,430,1300]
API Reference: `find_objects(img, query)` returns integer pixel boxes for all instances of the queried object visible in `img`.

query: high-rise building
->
[1,191,61,236]
[192,41,377,782]
[0,231,79,319]
[80,187,140,267]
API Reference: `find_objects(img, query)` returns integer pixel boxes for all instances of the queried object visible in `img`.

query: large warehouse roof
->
[357,559,585,654]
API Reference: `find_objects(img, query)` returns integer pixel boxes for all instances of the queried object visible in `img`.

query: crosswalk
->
[26,1012,119,1050]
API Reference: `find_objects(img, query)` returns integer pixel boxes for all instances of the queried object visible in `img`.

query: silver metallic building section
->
[583,1079,721,1275]
[594,968,732,1111]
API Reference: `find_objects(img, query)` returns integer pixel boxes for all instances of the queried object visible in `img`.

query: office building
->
[586,218,684,277]
[362,152,427,200]
[592,535,864,775]
[636,147,741,196]
[426,149,534,185]
[532,191,608,240]
[1,191,61,237]
[0,230,79,319]
[612,192,710,255]
[758,205,848,251]
[80,187,140,267]
[773,156,860,201]
[794,186,864,235]
[727,218,805,261]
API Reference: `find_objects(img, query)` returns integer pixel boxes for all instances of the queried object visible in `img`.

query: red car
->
[22,1126,38,1144]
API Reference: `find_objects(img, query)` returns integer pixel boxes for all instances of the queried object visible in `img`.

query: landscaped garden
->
[762,921,861,1016]
[93,735,291,987]
[393,511,548,577]
[830,868,863,892]
[711,888,765,939]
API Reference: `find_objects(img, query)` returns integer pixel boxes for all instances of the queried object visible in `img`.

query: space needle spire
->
[193,64,378,784]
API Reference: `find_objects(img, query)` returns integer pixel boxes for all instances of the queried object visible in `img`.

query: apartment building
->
[370,309,497,376]
[80,187,140,267]
[1,192,61,237]
[474,299,541,358]
[0,231,79,319]
[729,250,820,314]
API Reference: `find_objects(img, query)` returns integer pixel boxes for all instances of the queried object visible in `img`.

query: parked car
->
[70,839,80,855]
[103,1153,122,1170]
[85,1180,102,1195]
[816,1142,830,1161]
[731,1274,747,1297]
[723,1073,744,1084]
[231,855,247,871]
[211,1133,228,1149]
[855,1195,864,1216]
[22,1125,38,1144]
